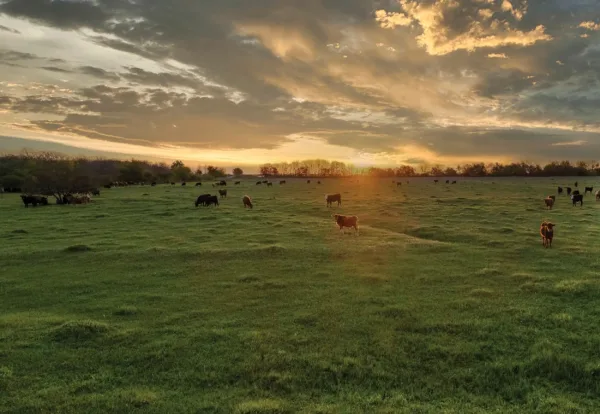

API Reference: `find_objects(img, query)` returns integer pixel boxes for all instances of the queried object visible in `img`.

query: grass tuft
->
[51,320,109,341]
[64,244,92,253]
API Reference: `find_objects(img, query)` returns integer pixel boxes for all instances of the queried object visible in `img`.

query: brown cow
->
[333,214,359,234]
[544,196,555,210]
[218,189,227,198]
[540,221,555,248]
[242,195,253,209]
[326,193,341,207]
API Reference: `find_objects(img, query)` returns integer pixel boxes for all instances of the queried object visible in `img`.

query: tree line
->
[0,152,243,199]
[259,160,600,177]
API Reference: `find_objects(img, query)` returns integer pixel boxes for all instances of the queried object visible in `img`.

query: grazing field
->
[2,177,600,413]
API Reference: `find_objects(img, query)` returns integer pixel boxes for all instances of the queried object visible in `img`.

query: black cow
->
[219,180,227,186]
[20,195,48,207]
[557,186,563,194]
[280,180,286,185]
[446,180,450,184]
[397,182,402,186]
[234,181,241,185]
[151,182,157,187]
[452,181,457,184]
[195,182,202,187]
[267,182,273,187]
[574,181,578,188]
[573,190,581,196]
[171,182,175,185]
[219,189,227,198]
[182,182,186,186]
[326,193,342,207]
[317,181,321,184]
[307,180,311,184]
[91,189,100,196]
[584,186,593,194]
[206,195,219,207]
[572,194,583,207]
[195,194,211,207]
[434,180,438,184]
[103,184,112,189]
[566,187,572,195]
[256,181,262,185]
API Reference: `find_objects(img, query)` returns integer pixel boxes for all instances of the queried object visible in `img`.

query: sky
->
[1,0,600,169]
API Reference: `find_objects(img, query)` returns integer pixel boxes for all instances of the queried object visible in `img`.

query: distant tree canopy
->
[0,152,229,197]
[206,165,226,178]
[233,167,244,176]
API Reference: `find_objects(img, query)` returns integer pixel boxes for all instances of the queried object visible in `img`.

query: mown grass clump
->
[64,244,92,253]
[52,320,109,341]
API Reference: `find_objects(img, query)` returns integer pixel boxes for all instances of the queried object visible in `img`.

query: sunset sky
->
[1,0,600,169]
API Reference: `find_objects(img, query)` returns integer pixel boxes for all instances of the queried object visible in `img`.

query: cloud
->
[41,66,72,73]
[79,66,120,81]
[0,24,20,34]
[487,53,508,59]
[579,21,600,31]
[551,140,587,146]
[374,10,412,29]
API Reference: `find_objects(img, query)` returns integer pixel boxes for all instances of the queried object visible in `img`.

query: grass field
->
[1,177,600,413]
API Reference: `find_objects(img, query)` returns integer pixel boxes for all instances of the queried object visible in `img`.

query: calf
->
[242,195,253,209]
[195,194,211,207]
[333,214,359,234]
[540,221,555,248]
[584,186,593,194]
[219,189,227,198]
[572,194,584,207]
[206,195,219,207]
[566,187,572,195]
[544,196,554,210]
[326,193,342,207]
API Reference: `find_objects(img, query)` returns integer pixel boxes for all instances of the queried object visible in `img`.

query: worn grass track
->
[1,177,600,413]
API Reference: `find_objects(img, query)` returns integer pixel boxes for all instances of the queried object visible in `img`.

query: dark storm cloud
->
[0,0,110,29]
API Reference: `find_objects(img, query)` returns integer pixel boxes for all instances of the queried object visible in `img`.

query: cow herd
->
[551,185,599,208]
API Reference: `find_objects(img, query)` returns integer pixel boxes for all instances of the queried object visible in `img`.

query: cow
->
[452,181,457,184]
[219,189,227,198]
[584,186,593,194]
[219,180,227,186]
[195,194,211,207]
[572,194,584,207]
[566,187,572,195]
[242,195,253,209]
[317,181,321,185]
[333,214,359,234]
[572,190,581,196]
[540,221,555,248]
[557,186,563,195]
[446,180,450,184]
[151,182,157,187]
[256,181,262,185]
[544,196,554,210]
[20,195,48,207]
[171,182,175,185]
[596,190,600,201]
[267,182,273,187]
[397,182,402,186]
[234,181,241,185]
[206,195,219,207]
[91,189,100,196]
[64,194,90,205]
[195,182,202,187]
[574,181,578,188]
[326,193,342,207]
[280,180,286,185]
[181,182,187,186]
[262,180,268,184]
[103,184,112,189]
[307,180,311,184]
[434,180,438,184]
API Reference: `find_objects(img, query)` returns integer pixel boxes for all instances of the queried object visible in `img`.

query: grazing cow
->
[434,180,439,184]
[91,189,100,196]
[195,182,202,187]
[171,182,175,185]
[256,181,262,185]
[235,181,241,185]
[566,187,572,195]
[333,214,359,234]
[544,196,555,210]
[280,180,286,185]
[557,186,563,194]
[317,181,321,185]
[326,193,342,207]
[103,184,112,189]
[64,194,90,205]
[397,182,402,187]
[20,195,48,207]
[452,181,457,184]
[446,180,450,184]
[571,194,584,207]
[219,189,227,198]
[219,180,227,186]
[206,195,219,207]
[572,190,581,196]
[181,182,186,186]
[242,195,253,209]
[151,182,157,187]
[595,190,600,201]
[262,180,268,184]
[584,186,593,194]
[540,222,555,248]
[307,180,311,184]
[267,182,273,187]
[195,194,211,207]
[574,181,578,187]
